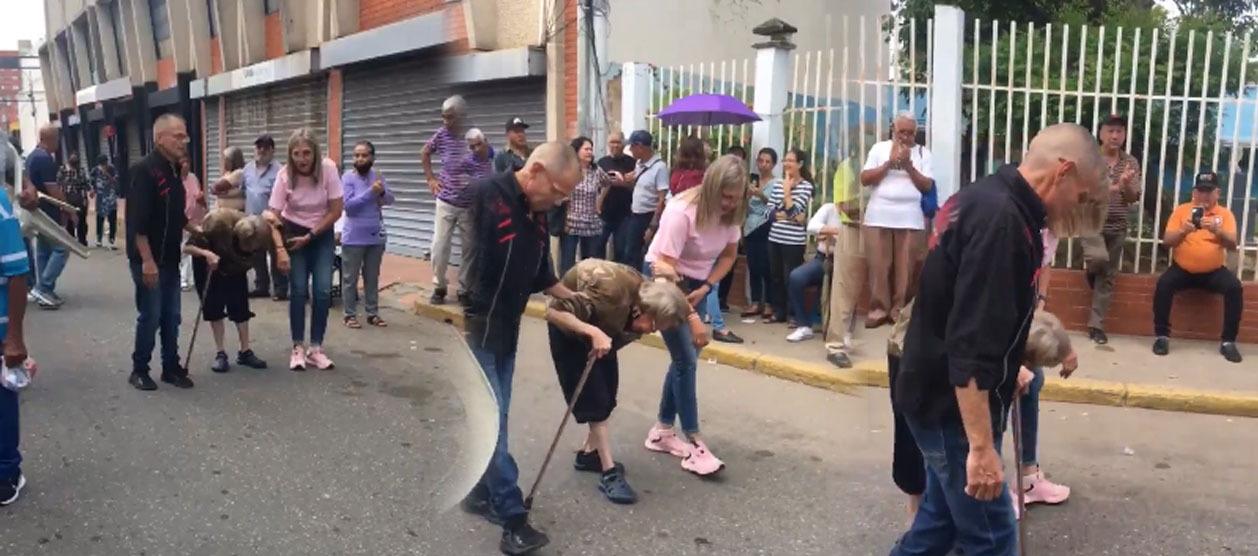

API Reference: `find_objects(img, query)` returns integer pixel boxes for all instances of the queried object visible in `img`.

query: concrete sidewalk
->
[378,254,1258,418]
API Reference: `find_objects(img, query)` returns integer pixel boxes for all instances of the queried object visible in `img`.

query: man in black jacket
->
[126,114,192,391]
[459,141,581,555]
[890,123,1106,556]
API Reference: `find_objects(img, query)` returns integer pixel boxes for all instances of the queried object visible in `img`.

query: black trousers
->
[1153,263,1243,342]
[251,246,288,296]
[767,242,805,321]
[888,353,926,496]
[64,204,88,246]
[95,208,117,243]
[548,323,622,424]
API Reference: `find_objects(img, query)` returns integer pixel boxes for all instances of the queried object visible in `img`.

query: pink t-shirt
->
[645,198,741,280]
[268,158,344,230]
[183,173,206,224]
[1041,228,1058,268]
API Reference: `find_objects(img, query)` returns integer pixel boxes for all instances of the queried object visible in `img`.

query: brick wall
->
[209,37,223,74]
[359,0,445,31]
[326,69,343,160]
[156,57,176,90]
[264,12,285,59]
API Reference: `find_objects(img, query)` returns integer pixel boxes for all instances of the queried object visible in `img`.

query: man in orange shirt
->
[1153,172,1243,362]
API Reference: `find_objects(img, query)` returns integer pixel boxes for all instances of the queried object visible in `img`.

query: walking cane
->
[523,351,599,511]
[1012,396,1029,555]
[182,271,213,372]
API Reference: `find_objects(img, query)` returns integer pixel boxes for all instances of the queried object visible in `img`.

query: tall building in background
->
[0,50,21,138]
[18,39,49,156]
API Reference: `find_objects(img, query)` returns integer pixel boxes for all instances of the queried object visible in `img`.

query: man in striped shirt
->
[1081,114,1142,345]
[422,95,477,306]
[0,180,32,506]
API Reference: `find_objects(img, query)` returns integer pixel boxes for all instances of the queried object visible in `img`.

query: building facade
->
[40,0,585,259]
[0,51,23,137]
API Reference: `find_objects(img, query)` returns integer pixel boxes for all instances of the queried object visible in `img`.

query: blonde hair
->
[1023,311,1073,368]
[681,154,748,230]
[286,128,323,186]
[637,280,690,330]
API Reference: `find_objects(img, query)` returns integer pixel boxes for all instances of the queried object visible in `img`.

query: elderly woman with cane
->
[642,154,747,476]
[545,259,690,505]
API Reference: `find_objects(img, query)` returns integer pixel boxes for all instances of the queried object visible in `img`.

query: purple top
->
[340,168,395,246]
[445,150,494,206]
[425,126,473,208]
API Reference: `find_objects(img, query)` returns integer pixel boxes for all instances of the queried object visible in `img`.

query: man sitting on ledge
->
[1152,171,1243,363]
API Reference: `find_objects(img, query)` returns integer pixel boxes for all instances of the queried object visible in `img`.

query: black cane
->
[523,351,599,511]
[182,270,213,372]
[1012,396,1029,555]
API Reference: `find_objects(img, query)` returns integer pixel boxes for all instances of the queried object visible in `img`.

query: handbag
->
[281,219,314,248]
[920,179,939,219]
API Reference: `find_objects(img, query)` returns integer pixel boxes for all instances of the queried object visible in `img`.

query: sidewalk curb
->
[409,298,1258,419]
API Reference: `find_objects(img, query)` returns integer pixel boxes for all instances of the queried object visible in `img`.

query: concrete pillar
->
[167,0,194,73]
[214,0,241,71]
[619,62,649,136]
[582,0,610,149]
[93,5,123,81]
[543,0,563,141]
[122,0,159,84]
[750,19,796,167]
[929,5,965,201]
[281,0,306,52]
[69,19,95,86]
[240,0,268,66]
[185,0,214,77]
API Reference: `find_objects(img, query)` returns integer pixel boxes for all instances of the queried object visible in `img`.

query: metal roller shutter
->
[341,56,545,259]
[126,117,142,161]
[204,97,221,184]
[224,77,327,166]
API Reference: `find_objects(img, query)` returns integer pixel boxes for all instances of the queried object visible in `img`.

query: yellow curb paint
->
[406,297,1258,418]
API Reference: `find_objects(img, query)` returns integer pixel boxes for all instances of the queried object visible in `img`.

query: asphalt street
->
[0,249,1255,555]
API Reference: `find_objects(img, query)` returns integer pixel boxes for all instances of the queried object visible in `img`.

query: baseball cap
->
[505,117,529,131]
[1099,113,1126,128]
[1194,171,1219,190]
[254,134,275,149]
[628,130,653,147]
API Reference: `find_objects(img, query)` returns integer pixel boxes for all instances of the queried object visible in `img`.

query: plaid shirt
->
[566,166,612,236]
[57,166,90,207]
[1103,151,1142,235]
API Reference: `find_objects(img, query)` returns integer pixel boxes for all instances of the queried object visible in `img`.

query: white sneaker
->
[786,326,815,342]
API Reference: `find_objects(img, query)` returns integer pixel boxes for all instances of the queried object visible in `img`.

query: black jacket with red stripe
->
[464,171,558,356]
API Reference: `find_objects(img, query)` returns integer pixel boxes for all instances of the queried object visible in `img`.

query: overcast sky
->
[0,1,46,52]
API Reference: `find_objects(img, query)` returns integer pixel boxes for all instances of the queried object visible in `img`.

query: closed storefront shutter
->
[204,96,221,184]
[222,76,327,173]
[341,56,545,259]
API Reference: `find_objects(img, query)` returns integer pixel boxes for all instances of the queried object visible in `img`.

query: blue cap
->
[628,130,653,147]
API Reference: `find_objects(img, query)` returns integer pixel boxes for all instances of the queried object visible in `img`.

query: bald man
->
[26,125,71,309]
[889,123,1106,556]
[126,114,193,391]
[459,141,581,555]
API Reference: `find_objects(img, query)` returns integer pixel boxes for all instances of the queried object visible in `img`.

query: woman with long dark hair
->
[560,136,614,274]
[668,136,707,196]
[741,147,777,320]
[264,129,345,371]
[764,149,814,325]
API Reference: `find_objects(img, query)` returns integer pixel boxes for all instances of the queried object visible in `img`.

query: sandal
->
[740,305,762,318]
[344,316,362,329]
[366,315,388,327]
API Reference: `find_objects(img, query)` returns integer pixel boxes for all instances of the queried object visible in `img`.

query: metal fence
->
[643,58,756,168]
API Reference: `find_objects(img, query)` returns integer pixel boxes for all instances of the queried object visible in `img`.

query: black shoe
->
[573,450,625,474]
[500,518,550,556]
[712,329,744,344]
[248,289,270,299]
[1152,336,1170,356]
[211,351,231,373]
[460,486,505,526]
[430,287,447,305]
[826,351,853,369]
[129,372,158,391]
[0,473,26,506]
[237,350,268,369]
[1088,327,1109,345]
[598,467,638,505]
[457,291,472,307]
[160,369,195,388]
[1220,342,1243,363]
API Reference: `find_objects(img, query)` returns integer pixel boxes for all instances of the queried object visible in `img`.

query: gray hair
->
[637,280,691,330]
[1023,311,1072,368]
[893,111,917,127]
[222,146,246,173]
[442,95,467,115]
[465,128,485,143]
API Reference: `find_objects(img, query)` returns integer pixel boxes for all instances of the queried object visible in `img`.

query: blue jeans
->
[788,254,826,327]
[658,317,701,434]
[34,235,69,294]
[0,384,19,481]
[891,416,1017,556]
[617,212,653,272]
[558,233,604,276]
[288,230,335,345]
[1020,367,1045,466]
[701,287,726,330]
[130,261,183,374]
[469,344,527,521]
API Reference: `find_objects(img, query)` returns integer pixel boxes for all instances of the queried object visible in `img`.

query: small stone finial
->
[752,18,798,50]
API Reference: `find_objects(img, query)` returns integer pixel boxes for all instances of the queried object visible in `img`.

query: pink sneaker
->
[644,425,690,458]
[1022,470,1070,505]
[289,346,307,371]
[680,439,725,476]
[306,346,335,370]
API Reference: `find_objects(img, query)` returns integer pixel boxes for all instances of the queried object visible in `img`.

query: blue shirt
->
[0,193,31,339]
[244,160,281,216]
[24,146,59,220]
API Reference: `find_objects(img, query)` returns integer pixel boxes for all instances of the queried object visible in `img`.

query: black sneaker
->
[430,287,447,305]
[500,517,550,556]
[1220,342,1243,363]
[1152,336,1170,356]
[457,291,472,307]
[712,329,744,344]
[160,368,195,389]
[460,486,504,526]
[573,450,625,474]
[211,351,231,373]
[1088,327,1109,345]
[129,372,158,391]
[826,351,853,369]
[0,473,26,506]
[237,350,268,369]
[598,467,638,505]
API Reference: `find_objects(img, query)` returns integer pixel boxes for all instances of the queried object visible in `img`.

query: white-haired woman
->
[183,209,271,373]
[642,154,747,476]
[546,258,691,504]
[265,129,344,371]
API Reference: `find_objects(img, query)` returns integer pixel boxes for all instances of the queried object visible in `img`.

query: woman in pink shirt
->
[264,129,345,371]
[180,156,207,291]
[642,155,747,477]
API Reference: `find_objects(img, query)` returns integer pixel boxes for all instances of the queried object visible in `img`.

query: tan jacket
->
[548,259,645,345]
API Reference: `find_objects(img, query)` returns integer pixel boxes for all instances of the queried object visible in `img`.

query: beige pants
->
[825,224,867,355]
[430,199,477,293]
[863,225,925,322]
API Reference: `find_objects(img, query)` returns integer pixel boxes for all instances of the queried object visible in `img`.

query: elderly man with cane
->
[889,123,1107,556]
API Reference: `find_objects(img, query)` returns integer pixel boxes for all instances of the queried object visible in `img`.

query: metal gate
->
[223,77,327,168]
[341,55,545,258]
[204,96,221,184]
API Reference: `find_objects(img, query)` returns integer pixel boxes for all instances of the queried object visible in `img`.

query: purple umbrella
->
[657,93,761,126]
